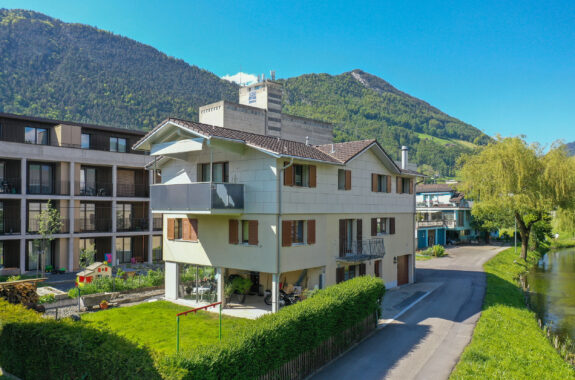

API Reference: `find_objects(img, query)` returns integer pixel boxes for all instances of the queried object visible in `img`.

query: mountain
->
[0,9,238,130]
[0,9,489,175]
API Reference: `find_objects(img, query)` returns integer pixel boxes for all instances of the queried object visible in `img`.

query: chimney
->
[401,146,408,169]
[305,136,309,146]
[331,144,335,154]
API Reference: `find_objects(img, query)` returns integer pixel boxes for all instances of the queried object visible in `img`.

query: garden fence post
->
[177,315,180,353]
[219,302,222,341]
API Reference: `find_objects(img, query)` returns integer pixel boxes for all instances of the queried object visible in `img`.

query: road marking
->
[378,290,433,329]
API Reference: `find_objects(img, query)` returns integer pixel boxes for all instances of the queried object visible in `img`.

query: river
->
[527,247,575,340]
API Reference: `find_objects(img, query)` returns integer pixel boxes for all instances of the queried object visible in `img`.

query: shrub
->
[68,269,165,298]
[158,276,385,379]
[0,318,162,380]
[431,245,446,257]
[38,294,56,304]
[231,276,252,294]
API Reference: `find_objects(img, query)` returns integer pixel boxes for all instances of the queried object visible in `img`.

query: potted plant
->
[232,277,252,304]
[224,283,235,304]
[99,300,109,310]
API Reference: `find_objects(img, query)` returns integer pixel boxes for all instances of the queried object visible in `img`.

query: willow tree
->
[458,137,575,260]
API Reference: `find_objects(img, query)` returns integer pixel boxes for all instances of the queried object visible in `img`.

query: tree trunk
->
[516,214,530,261]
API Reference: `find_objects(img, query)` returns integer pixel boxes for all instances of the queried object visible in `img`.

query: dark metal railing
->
[339,238,385,259]
[27,218,69,234]
[27,181,70,195]
[116,217,149,232]
[77,182,113,197]
[0,217,21,235]
[74,218,112,233]
[117,183,149,198]
[0,178,21,194]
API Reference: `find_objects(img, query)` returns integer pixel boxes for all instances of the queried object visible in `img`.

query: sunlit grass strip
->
[450,248,575,379]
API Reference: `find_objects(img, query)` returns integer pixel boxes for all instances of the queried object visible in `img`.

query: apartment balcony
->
[27,180,70,196]
[0,216,20,235]
[150,183,244,213]
[117,217,149,232]
[117,183,149,198]
[337,238,386,263]
[77,182,113,197]
[417,220,445,228]
[0,178,21,194]
[75,218,112,233]
[27,218,69,234]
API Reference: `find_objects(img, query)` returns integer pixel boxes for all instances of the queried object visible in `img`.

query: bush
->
[38,294,56,304]
[0,318,162,379]
[421,245,446,257]
[68,269,165,298]
[158,276,385,379]
[231,276,252,294]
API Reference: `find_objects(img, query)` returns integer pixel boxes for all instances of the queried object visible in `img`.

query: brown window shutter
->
[339,219,346,257]
[167,218,175,240]
[371,218,377,236]
[374,260,381,277]
[359,263,366,276]
[284,162,294,186]
[371,173,378,192]
[307,220,316,245]
[309,165,317,188]
[282,220,292,247]
[396,177,401,194]
[336,267,344,284]
[409,178,414,194]
[387,176,392,193]
[390,217,396,235]
[190,219,198,241]
[182,218,191,241]
[229,219,239,244]
[345,170,352,190]
[248,220,258,245]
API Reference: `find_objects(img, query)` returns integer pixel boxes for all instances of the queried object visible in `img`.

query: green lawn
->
[450,248,575,379]
[415,254,432,261]
[82,301,254,354]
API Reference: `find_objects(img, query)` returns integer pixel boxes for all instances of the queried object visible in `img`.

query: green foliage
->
[6,275,20,282]
[230,276,252,295]
[37,294,55,304]
[0,9,238,131]
[79,248,96,269]
[450,248,575,379]
[0,317,161,379]
[420,245,446,257]
[158,276,385,379]
[68,269,164,298]
[458,137,575,259]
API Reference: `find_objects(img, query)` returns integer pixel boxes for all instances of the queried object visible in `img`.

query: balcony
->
[337,238,386,262]
[0,217,20,235]
[417,220,445,228]
[150,183,244,213]
[27,180,70,196]
[0,178,21,194]
[75,218,112,233]
[28,218,69,234]
[117,217,149,232]
[77,182,113,197]
[117,183,149,198]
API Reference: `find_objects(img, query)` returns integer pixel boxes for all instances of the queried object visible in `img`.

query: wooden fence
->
[260,313,377,380]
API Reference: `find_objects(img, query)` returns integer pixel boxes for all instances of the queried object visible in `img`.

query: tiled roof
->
[151,118,341,163]
[316,140,376,162]
[416,183,456,193]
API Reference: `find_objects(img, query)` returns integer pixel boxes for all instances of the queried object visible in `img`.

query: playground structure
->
[176,301,222,353]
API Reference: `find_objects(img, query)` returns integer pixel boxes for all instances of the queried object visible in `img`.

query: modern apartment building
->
[416,183,476,249]
[199,80,334,145]
[135,117,420,312]
[0,113,162,275]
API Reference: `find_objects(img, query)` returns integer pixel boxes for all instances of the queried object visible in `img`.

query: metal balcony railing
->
[338,238,386,262]
[77,182,113,197]
[27,218,69,234]
[150,183,244,212]
[417,220,445,228]
[27,181,70,195]
[75,218,112,233]
[117,183,149,198]
[117,217,149,232]
[0,178,21,194]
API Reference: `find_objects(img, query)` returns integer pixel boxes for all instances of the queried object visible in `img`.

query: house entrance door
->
[427,229,436,247]
[397,255,409,286]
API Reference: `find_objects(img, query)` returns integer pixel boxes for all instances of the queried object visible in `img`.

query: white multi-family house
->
[134,118,420,312]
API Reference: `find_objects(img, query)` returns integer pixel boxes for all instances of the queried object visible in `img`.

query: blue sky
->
[2,0,574,145]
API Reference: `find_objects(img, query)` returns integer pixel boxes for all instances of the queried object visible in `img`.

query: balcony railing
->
[27,181,70,195]
[117,183,149,198]
[77,182,113,197]
[117,217,149,232]
[150,183,244,212]
[27,218,69,234]
[152,248,163,263]
[153,217,163,231]
[0,217,21,235]
[0,178,21,194]
[417,220,445,228]
[75,218,112,233]
[337,238,386,262]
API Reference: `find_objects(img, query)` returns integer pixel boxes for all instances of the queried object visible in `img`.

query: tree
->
[79,248,96,269]
[35,201,63,276]
[458,137,575,260]
[417,164,439,183]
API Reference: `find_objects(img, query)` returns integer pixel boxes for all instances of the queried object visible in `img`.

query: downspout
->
[275,157,294,311]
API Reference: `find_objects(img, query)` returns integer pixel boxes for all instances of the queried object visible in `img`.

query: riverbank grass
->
[81,300,254,354]
[450,248,575,379]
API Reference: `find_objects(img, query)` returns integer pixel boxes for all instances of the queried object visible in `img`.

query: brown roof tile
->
[316,140,376,162]
[415,183,456,193]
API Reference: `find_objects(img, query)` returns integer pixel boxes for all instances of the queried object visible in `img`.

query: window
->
[116,237,132,264]
[167,218,197,241]
[116,203,132,230]
[281,220,315,246]
[0,162,4,182]
[28,202,48,232]
[344,265,356,281]
[372,174,389,193]
[284,162,316,188]
[372,218,387,235]
[79,203,96,231]
[152,236,163,262]
[173,219,182,240]
[397,177,412,194]
[229,219,258,245]
[338,169,351,190]
[242,220,250,243]
[198,162,229,182]
[28,163,53,194]
[294,165,309,187]
[80,167,96,195]
[110,137,127,152]
[81,133,91,149]
[0,201,3,233]
[27,240,53,271]
[25,127,49,145]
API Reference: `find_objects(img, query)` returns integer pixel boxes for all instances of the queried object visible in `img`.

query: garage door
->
[397,255,409,286]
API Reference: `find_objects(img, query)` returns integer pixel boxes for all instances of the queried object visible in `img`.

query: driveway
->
[312,245,505,380]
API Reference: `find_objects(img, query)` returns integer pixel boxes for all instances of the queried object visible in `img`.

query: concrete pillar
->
[272,273,279,313]
[111,236,117,266]
[68,161,75,272]
[147,234,153,264]
[19,158,27,274]
[112,165,117,198]
[165,261,179,300]
[216,267,225,307]
[147,169,154,264]
[19,238,26,275]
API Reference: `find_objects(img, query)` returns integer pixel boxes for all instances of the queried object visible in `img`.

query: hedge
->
[0,299,161,380]
[158,275,385,379]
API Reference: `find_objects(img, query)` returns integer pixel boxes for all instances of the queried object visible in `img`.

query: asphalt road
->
[313,245,505,380]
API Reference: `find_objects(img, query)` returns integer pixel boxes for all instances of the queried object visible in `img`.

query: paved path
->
[313,245,506,380]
